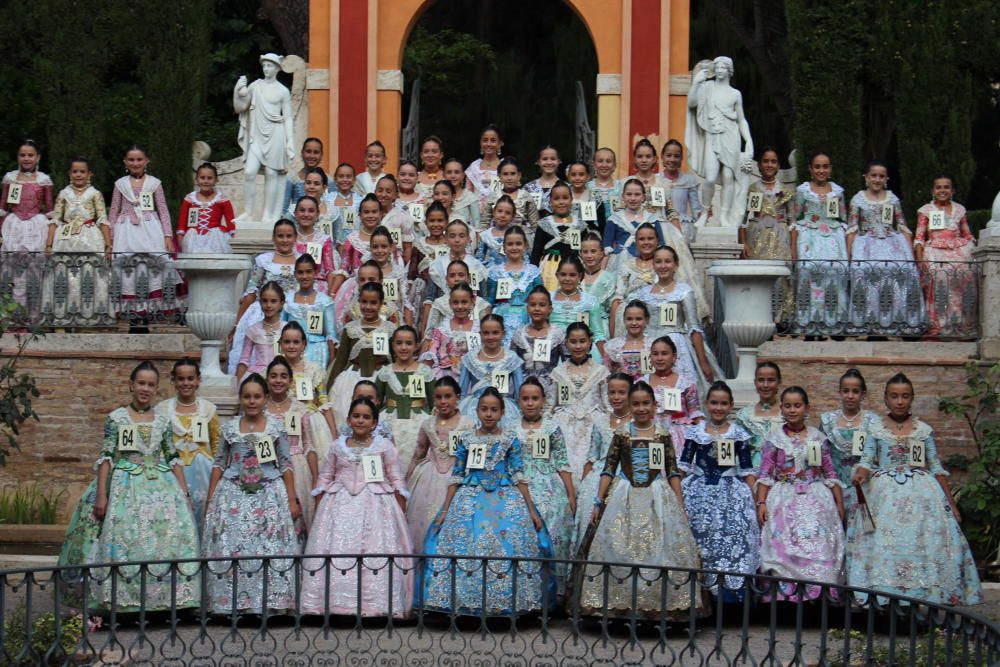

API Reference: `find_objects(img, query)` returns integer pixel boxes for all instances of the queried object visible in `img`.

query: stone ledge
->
[1,333,201,359]
[0,524,67,544]
[759,339,977,365]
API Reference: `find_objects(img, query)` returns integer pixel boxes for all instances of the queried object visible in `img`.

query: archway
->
[399,0,599,170]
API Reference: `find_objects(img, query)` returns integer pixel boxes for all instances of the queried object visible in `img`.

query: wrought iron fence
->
[776,259,980,340]
[1,554,996,666]
[0,252,186,328]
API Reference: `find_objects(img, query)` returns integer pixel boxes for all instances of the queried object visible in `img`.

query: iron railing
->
[0,252,186,328]
[776,259,980,339]
[1,554,996,666]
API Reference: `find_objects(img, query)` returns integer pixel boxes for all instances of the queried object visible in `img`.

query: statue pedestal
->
[707,260,789,406]
[690,226,743,308]
[175,253,253,415]
[232,219,279,256]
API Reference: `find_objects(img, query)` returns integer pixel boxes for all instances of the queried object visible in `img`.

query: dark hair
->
[503,224,528,244]
[195,162,218,177]
[757,146,780,163]
[303,166,329,186]
[594,146,617,162]
[352,379,379,399]
[334,161,355,175]
[359,281,385,301]
[651,335,678,354]
[370,225,395,246]
[635,222,659,239]
[781,386,809,405]
[123,143,148,158]
[661,139,683,156]
[435,375,461,396]
[481,124,503,142]
[706,380,734,403]
[390,325,419,355]
[450,282,475,300]
[130,360,160,381]
[240,372,268,396]
[280,320,306,342]
[519,376,546,397]
[755,361,782,381]
[447,259,470,274]
[366,140,386,154]
[446,219,471,234]
[170,357,200,379]
[621,178,646,195]
[885,372,914,394]
[527,284,552,304]
[480,313,505,331]
[549,180,572,200]
[295,195,319,212]
[607,372,634,387]
[295,253,318,269]
[359,259,384,280]
[556,254,584,275]
[421,135,444,153]
[623,299,650,319]
[864,160,888,174]
[566,321,592,340]
[564,160,591,176]
[375,174,399,192]
[68,155,92,171]
[536,144,559,160]
[348,397,379,421]
[808,151,832,167]
[266,355,294,377]
[478,387,505,409]
[633,138,657,157]
[359,193,381,211]
[492,195,517,216]
[302,137,324,151]
[444,157,464,171]
[433,180,456,199]
[19,139,41,154]
[581,230,603,246]
[425,201,449,221]
[654,244,680,265]
[629,380,656,400]
[273,218,297,236]
[498,157,520,173]
[258,280,286,302]
[839,368,867,393]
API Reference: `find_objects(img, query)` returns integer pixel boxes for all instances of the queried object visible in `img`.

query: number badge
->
[806,440,823,467]
[825,197,840,219]
[880,203,894,226]
[362,454,385,483]
[465,332,482,350]
[556,381,571,406]
[372,331,390,357]
[495,278,513,301]
[580,201,597,222]
[294,374,314,401]
[448,432,460,456]
[306,310,324,335]
[531,434,550,459]
[139,192,155,212]
[466,442,487,470]
[491,370,510,394]
[648,440,666,471]
[284,411,301,436]
[640,351,654,374]
[408,202,425,223]
[382,279,400,301]
[531,338,551,362]
[746,191,763,213]
[191,416,210,444]
[117,425,140,452]
[649,187,666,207]
[306,242,323,261]
[342,207,356,229]
[928,210,947,230]
[851,431,866,457]
[716,439,736,466]
[254,436,277,464]
[407,374,426,399]
[6,183,22,205]
[660,387,682,413]
[908,440,925,468]
[658,303,678,327]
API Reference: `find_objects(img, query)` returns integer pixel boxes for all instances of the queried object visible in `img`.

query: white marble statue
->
[685,57,755,228]
[233,53,295,223]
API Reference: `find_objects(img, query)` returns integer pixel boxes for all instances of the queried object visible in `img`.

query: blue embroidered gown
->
[282,290,337,369]
[422,430,555,615]
[484,263,543,343]
[458,350,524,427]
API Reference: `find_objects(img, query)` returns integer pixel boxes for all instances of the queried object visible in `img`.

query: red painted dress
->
[177,191,235,253]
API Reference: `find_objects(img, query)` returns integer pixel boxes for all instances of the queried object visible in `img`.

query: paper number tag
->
[388,228,402,246]
[139,192,155,212]
[609,195,621,211]
[747,191,763,213]
[491,370,510,394]
[577,311,590,324]
[532,434,550,460]
[306,310,324,335]
[465,332,482,350]
[318,219,334,238]
[556,381,571,406]
[531,338,551,363]
[580,201,597,222]
[407,374,426,399]
[469,272,480,291]
[716,439,736,466]
[566,228,581,250]
[294,374,314,401]
[408,202,425,223]
[284,411,301,436]
[649,187,666,207]
[117,425,140,452]
[305,242,323,261]
[272,336,281,356]
[372,331,390,357]
[660,387,682,413]
[648,441,666,471]
[466,442,487,470]
[658,303,678,327]
[928,210,947,230]
[825,197,839,219]
[254,436,277,464]
[489,177,503,195]
[382,279,399,302]
[806,441,823,467]
[448,432,460,456]
[342,207,356,229]
[880,203,894,226]
[640,351,654,374]
[530,193,543,210]
[362,454,385,483]
[909,440,926,468]
[58,224,74,240]
[187,208,199,229]
[851,431,866,457]
[6,183,22,205]
[191,416,210,444]
[433,245,450,259]
[495,278,513,301]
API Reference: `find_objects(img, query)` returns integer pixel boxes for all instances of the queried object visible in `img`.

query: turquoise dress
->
[846,419,982,605]
[484,263,543,344]
[422,429,556,615]
[582,269,616,355]
[550,290,607,362]
[819,409,880,544]
[282,290,337,369]
[734,405,784,468]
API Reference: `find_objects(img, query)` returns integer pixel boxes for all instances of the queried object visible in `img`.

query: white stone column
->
[707,260,790,405]
[176,254,252,413]
[974,216,1000,360]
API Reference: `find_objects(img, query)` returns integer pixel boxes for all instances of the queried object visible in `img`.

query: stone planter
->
[707,260,790,405]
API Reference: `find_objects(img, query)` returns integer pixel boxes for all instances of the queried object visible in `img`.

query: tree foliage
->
[0,299,40,466]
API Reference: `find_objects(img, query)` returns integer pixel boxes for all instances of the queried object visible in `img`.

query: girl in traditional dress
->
[59,362,200,612]
[421,283,479,380]
[107,145,182,322]
[475,195,516,267]
[571,372,632,555]
[229,219,299,374]
[263,356,317,531]
[278,321,336,441]
[602,179,666,261]
[550,256,607,360]
[511,286,565,399]
[790,151,849,335]
[524,145,561,218]
[549,322,610,484]
[530,182,595,288]
[579,381,703,619]
[417,136,446,195]
[458,314,523,427]
[629,139,677,229]
[48,157,110,255]
[360,226,414,325]
[336,262,405,334]
[847,160,924,335]
[282,137,325,211]
[328,282,397,427]
[430,179,466,225]
[354,140,388,196]
[421,258,491,338]
[297,167,340,241]
[282,253,336,369]
[817,368,879,564]
[406,377,474,552]
[579,232,615,346]
[735,362,784,467]
[237,281,285,380]
[485,225,543,341]
[642,335,704,457]
[340,194,382,277]
[755,386,845,601]
[465,124,504,199]
[488,157,540,237]
[177,163,235,253]
[914,175,977,338]
[516,377,576,597]
[155,357,221,534]
[203,373,301,615]
[445,158,481,229]
[661,139,703,244]
[422,388,554,616]
[330,162,362,248]
[604,300,654,379]
[376,325,437,473]
[396,161,426,211]
[566,160,607,237]
[426,220,487,310]
[410,202,450,308]
[292,193,343,295]
[301,397,414,617]
[375,175,416,265]
[848,373,982,605]
[2,140,53,311]
[680,381,759,602]
[588,147,621,215]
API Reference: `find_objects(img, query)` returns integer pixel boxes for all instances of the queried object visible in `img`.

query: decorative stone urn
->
[176,254,252,411]
[707,260,790,405]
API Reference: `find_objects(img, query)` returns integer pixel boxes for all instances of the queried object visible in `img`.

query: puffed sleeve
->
[790,189,805,224]
[587,299,608,343]
[153,185,171,236]
[212,429,231,470]
[755,441,777,488]
[107,186,123,234]
[736,438,755,476]
[381,443,410,497]
[586,426,604,464]
[820,440,845,488]
[274,432,292,474]
[160,421,182,468]
[846,193,861,235]
[95,416,118,468]
[93,191,109,226]
[857,429,878,471]
[208,414,222,458]
[243,257,266,297]
[958,214,974,243]
[323,299,337,343]
[449,436,469,484]
[458,355,474,397]
[51,191,67,225]
[682,289,702,335]
[678,435,697,474]
[913,211,929,247]
[550,426,572,474]
[682,382,703,421]
[299,412,315,454]
[689,182,703,220]
[507,437,527,483]
[312,445,337,494]
[660,433,679,478]
[923,431,947,476]
[406,423,433,480]
[221,199,236,234]
[893,198,909,235]
[177,199,192,237]
[600,433,625,477]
